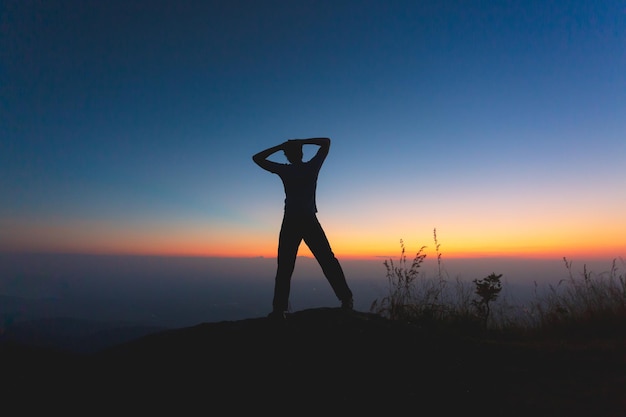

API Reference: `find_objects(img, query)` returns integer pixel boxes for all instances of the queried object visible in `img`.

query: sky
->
[2,0,625,262]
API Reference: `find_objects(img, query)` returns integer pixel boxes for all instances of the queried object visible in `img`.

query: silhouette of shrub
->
[472,273,503,329]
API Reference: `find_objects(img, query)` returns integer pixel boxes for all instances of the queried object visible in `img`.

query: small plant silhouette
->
[472,273,503,328]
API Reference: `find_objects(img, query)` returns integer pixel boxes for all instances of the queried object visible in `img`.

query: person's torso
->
[278,162,320,214]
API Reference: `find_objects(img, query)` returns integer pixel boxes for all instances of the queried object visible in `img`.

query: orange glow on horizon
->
[2,239,623,261]
[1,217,623,260]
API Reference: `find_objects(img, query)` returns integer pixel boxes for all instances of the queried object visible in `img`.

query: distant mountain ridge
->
[0,316,166,354]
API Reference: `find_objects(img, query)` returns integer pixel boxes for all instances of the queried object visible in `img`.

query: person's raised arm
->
[252,142,288,171]
[293,137,330,147]
[292,137,330,161]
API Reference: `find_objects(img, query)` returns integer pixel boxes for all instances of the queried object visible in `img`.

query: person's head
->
[283,142,303,164]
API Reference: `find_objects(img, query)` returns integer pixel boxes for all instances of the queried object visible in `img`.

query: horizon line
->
[1,249,622,262]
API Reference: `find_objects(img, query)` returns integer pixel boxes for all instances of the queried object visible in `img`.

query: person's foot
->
[341,298,354,311]
[267,310,287,320]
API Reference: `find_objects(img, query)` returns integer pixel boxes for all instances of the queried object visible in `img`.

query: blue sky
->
[2,0,625,259]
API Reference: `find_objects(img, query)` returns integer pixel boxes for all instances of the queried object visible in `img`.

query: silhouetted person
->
[253,137,353,319]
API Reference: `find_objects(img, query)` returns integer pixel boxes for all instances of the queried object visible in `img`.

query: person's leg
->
[272,214,302,313]
[303,215,353,305]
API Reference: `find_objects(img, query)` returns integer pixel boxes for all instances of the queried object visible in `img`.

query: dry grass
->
[370,230,626,341]
[527,257,626,339]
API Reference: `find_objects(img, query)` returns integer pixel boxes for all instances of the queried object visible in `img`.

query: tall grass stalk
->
[370,240,428,320]
[371,233,477,327]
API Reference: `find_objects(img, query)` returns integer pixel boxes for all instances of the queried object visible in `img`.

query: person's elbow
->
[253,154,270,168]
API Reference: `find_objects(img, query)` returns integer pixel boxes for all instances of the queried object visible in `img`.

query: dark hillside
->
[2,308,625,415]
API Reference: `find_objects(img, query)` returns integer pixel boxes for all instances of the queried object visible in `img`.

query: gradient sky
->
[2,0,625,260]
